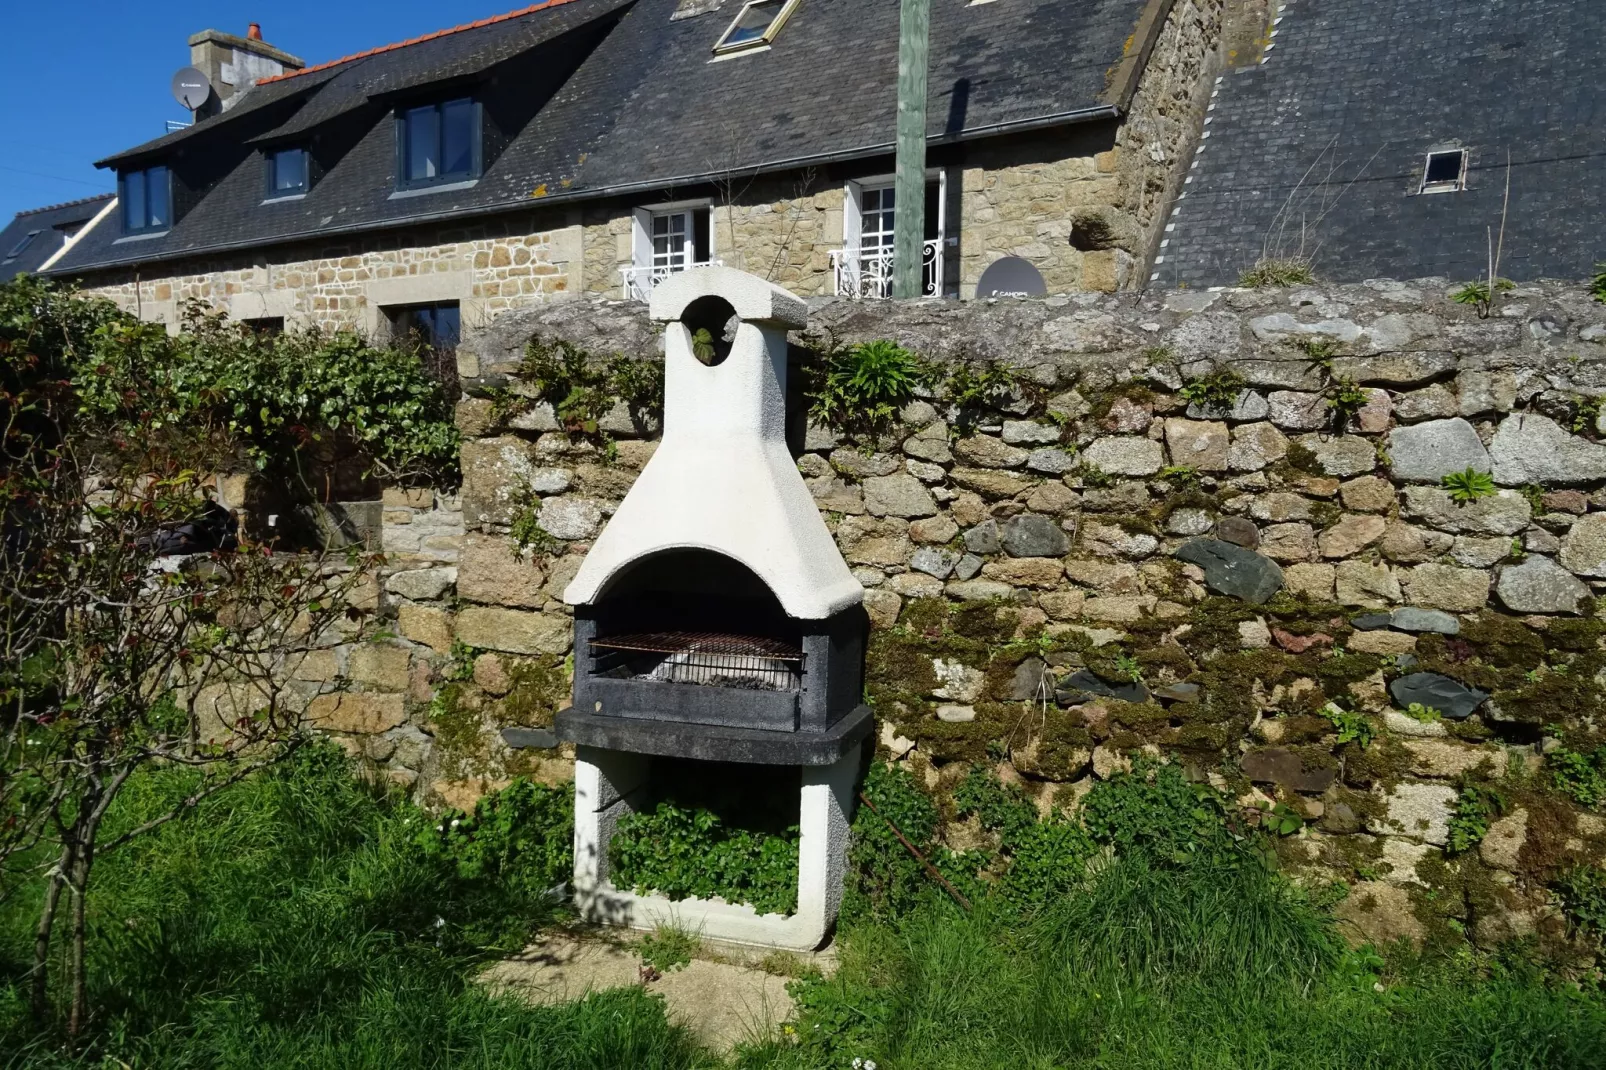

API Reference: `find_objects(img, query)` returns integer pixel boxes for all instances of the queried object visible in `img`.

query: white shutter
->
[631,208,654,270]
[842,181,863,253]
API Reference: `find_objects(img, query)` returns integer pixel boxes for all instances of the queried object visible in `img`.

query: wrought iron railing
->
[619,260,721,302]
[829,239,941,298]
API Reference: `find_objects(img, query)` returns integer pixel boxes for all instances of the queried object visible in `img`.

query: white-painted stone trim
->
[566,267,859,618]
[571,743,860,951]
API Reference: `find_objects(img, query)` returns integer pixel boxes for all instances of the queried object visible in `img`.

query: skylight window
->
[4,230,41,260]
[713,0,799,54]
[1419,149,1468,194]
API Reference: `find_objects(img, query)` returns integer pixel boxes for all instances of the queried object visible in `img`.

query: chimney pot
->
[247,22,262,40]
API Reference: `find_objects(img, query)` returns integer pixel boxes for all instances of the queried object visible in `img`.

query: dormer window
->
[266,147,309,198]
[713,0,799,55]
[119,165,171,234]
[398,98,480,189]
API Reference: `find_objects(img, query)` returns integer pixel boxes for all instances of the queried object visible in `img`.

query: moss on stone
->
[498,656,570,728]
[951,601,1018,644]
[1341,735,1412,791]
[1460,613,1546,671]
[901,597,950,639]
[429,682,493,779]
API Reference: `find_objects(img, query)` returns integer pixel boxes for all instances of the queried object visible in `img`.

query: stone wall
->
[322,275,1606,958]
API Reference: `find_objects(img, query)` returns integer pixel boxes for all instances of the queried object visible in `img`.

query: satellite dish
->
[171,67,213,112]
[977,257,1048,299]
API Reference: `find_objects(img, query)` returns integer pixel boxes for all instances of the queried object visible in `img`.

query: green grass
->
[4,753,1603,1069]
[737,858,1606,1069]
[0,746,708,1069]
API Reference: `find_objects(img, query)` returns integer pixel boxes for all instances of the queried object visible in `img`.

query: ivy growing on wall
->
[2,278,460,486]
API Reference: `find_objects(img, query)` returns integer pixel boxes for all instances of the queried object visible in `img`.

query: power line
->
[0,164,112,191]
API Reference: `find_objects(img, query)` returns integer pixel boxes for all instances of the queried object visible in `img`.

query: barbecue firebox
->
[554,267,870,949]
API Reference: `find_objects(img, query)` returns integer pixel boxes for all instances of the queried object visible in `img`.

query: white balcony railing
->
[829,239,942,298]
[619,260,721,302]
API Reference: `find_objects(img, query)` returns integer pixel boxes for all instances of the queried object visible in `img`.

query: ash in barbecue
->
[596,644,796,691]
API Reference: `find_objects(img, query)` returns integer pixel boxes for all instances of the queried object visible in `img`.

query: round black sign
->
[976,257,1047,299]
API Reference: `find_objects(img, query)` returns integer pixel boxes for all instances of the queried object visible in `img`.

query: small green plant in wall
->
[1321,703,1375,748]
[1402,702,1443,724]
[1450,277,1514,317]
[1238,257,1314,288]
[808,339,929,437]
[1324,374,1369,428]
[1080,463,1117,489]
[1178,368,1246,411]
[1441,466,1496,503]
[1157,464,1200,487]
[1446,784,1505,854]
[1592,262,1606,304]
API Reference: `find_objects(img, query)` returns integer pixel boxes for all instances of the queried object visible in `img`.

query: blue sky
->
[0,2,512,222]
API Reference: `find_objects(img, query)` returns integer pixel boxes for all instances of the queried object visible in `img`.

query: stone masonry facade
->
[272,276,1606,959]
[74,0,1229,324]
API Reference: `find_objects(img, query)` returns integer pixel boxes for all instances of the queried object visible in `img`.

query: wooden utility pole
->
[892,0,931,299]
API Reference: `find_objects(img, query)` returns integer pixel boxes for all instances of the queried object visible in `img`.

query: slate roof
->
[51,0,1151,277]
[1160,0,1606,288]
[0,195,115,283]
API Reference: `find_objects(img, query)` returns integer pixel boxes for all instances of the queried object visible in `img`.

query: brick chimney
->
[187,23,305,117]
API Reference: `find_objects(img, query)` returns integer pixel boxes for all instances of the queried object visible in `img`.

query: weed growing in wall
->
[1557,865,1606,942]
[807,339,930,437]
[1321,703,1376,748]
[1451,277,1515,317]
[1445,784,1505,854]
[1442,466,1497,503]
[1178,368,1246,411]
[1550,744,1606,808]
[517,334,664,435]
[1592,262,1606,304]
[1238,257,1315,287]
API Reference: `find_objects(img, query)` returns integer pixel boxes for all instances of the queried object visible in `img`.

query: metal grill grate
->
[590,631,803,691]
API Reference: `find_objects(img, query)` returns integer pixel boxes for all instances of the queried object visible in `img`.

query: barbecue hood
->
[564,266,861,620]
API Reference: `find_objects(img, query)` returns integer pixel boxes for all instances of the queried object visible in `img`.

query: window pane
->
[274,149,306,192]
[405,105,440,181]
[123,170,147,230]
[146,167,169,228]
[441,99,474,177]
[725,0,782,46]
[432,305,461,348]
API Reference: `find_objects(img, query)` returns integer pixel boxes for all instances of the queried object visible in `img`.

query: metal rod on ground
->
[858,791,971,912]
[891,0,931,299]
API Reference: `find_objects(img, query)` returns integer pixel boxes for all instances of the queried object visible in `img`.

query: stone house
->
[45,0,1228,342]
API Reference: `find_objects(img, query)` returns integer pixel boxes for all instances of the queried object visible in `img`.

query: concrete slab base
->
[484,930,796,1052]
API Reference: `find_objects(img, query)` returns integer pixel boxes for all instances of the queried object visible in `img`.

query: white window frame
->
[712,0,800,56]
[843,171,947,255]
[625,199,716,300]
[1419,148,1469,195]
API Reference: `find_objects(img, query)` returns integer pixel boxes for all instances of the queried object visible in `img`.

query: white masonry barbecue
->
[557,266,870,949]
